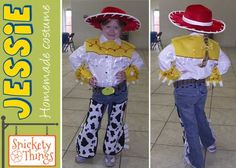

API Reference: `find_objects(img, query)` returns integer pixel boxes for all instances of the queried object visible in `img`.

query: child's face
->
[101,19,122,40]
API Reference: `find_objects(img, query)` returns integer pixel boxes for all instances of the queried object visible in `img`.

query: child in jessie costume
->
[158,4,231,168]
[69,6,144,167]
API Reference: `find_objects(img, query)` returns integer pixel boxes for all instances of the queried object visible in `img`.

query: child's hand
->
[116,71,126,83]
[89,77,97,87]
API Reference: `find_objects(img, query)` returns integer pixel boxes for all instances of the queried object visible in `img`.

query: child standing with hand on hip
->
[158,4,231,168]
[69,6,143,167]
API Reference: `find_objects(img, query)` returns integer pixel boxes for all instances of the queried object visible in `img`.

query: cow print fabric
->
[76,99,127,158]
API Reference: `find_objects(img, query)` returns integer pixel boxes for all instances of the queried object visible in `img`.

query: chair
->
[62,32,69,51]
[151,31,163,51]
[62,32,75,52]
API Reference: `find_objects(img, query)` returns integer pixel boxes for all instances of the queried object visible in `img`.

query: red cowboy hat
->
[84,6,141,32]
[169,4,225,34]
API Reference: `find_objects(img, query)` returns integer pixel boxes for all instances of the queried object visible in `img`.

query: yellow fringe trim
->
[206,66,223,86]
[159,66,181,82]
[124,65,139,82]
[75,64,92,84]
[85,38,135,58]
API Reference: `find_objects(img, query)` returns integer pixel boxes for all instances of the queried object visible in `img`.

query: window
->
[65,9,72,33]
[153,10,160,32]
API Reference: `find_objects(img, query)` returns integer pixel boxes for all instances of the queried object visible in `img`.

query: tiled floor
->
[62,49,149,168]
[151,48,236,168]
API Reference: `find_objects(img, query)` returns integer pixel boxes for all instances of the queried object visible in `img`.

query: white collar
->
[99,34,121,45]
[190,32,204,36]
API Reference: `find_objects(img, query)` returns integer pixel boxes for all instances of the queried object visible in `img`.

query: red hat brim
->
[169,11,225,34]
[85,13,141,32]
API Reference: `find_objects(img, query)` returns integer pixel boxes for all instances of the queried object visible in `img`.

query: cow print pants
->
[76,98,127,158]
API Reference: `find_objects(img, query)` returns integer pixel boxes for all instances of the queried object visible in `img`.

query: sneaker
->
[75,155,87,163]
[207,144,216,153]
[104,155,116,167]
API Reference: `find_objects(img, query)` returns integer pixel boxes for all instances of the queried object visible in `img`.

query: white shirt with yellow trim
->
[69,35,144,87]
[158,33,231,81]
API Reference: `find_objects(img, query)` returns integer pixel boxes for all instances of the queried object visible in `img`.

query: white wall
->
[63,0,149,49]
[152,0,236,47]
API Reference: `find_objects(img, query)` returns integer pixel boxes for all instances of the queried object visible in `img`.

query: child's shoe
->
[207,144,217,153]
[75,155,88,163]
[104,155,116,167]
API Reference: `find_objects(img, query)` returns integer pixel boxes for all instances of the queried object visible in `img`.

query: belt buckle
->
[102,87,115,96]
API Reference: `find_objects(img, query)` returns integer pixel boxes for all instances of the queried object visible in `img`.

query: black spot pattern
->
[103,101,127,155]
[87,133,94,139]
[117,131,121,137]
[77,99,128,157]
[111,131,115,137]
[90,123,95,129]
[118,133,125,146]
[111,139,116,143]
[76,99,106,158]
[110,151,116,155]
[81,137,89,147]
[111,123,117,129]
[90,115,96,120]
[105,136,109,142]
[115,113,121,122]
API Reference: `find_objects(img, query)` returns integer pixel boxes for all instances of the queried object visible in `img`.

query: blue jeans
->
[174,82,215,168]
[92,81,128,109]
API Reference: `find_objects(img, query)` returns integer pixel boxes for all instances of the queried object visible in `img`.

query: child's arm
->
[206,49,231,87]
[158,44,181,84]
[130,51,144,70]
[158,44,175,71]
[217,49,231,75]
[69,44,93,84]
[69,44,87,70]
[124,51,144,82]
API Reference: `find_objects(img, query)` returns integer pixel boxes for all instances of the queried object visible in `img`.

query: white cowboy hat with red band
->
[84,6,141,32]
[169,4,225,34]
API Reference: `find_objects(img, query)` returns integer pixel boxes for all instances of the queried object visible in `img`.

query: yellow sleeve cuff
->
[206,66,223,87]
[75,64,92,84]
[159,66,181,85]
[124,65,140,82]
